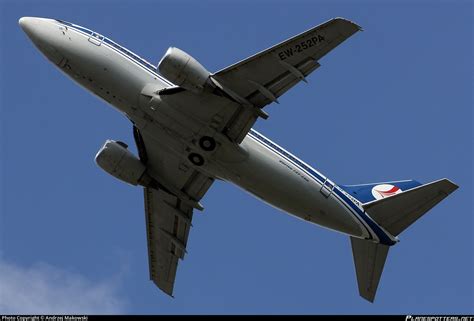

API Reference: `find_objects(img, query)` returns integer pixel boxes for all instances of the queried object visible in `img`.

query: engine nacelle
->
[95,140,146,186]
[158,47,213,93]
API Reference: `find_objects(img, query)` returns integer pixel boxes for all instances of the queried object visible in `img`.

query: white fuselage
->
[20,17,397,245]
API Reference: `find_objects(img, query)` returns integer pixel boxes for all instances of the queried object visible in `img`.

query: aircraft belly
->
[222,137,363,237]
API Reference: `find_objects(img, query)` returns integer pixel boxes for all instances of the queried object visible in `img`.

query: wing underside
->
[143,188,192,295]
[134,126,214,295]
[213,17,362,142]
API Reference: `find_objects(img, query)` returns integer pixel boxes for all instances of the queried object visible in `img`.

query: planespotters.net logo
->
[371,184,402,200]
[406,316,474,321]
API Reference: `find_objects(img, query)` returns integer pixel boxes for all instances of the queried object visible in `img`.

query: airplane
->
[19,16,458,302]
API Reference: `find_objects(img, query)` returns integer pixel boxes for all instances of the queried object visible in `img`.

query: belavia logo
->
[371,184,402,200]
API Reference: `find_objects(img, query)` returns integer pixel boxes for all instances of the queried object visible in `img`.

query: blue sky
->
[1,0,472,315]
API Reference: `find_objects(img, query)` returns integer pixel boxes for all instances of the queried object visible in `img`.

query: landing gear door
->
[88,32,104,46]
[320,178,335,198]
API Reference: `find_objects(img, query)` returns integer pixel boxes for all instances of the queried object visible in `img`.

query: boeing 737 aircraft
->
[19,16,458,302]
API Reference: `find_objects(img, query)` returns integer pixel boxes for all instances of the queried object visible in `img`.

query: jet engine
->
[158,47,213,93]
[95,140,146,186]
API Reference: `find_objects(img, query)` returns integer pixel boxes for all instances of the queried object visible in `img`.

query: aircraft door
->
[88,32,104,46]
[320,178,335,197]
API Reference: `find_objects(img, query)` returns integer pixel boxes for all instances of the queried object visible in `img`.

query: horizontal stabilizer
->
[363,178,458,236]
[350,236,389,302]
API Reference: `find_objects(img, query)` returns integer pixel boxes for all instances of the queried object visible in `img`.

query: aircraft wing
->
[133,126,214,296]
[211,17,361,142]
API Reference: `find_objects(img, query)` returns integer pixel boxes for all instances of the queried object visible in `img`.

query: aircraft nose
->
[19,16,55,43]
[19,17,66,65]
[19,17,38,39]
